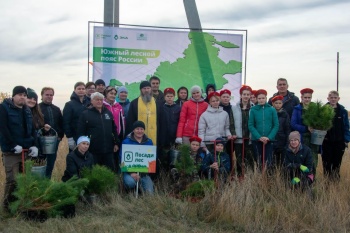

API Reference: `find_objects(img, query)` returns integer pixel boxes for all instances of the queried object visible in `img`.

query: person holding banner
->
[121,121,154,194]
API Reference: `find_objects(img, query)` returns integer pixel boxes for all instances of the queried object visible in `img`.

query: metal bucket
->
[31,165,47,177]
[38,128,58,154]
[169,149,180,166]
[310,129,327,145]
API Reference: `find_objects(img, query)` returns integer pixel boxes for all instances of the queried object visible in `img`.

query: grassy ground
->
[1,139,350,232]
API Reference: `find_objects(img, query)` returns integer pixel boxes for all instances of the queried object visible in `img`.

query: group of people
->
[1,76,349,206]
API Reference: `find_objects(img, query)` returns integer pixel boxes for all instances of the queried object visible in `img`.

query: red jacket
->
[176,98,208,137]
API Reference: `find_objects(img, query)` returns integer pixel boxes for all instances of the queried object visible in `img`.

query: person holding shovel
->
[120,121,154,194]
[202,138,231,184]
[0,86,39,211]
[248,89,279,171]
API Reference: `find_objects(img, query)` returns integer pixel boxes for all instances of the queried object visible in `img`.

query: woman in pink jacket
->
[176,85,208,145]
[103,86,125,141]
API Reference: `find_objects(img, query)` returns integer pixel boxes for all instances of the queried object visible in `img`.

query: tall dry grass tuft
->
[196,167,350,232]
[1,142,350,232]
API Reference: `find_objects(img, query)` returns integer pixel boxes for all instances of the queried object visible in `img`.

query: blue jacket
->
[0,98,35,152]
[291,104,307,135]
[248,103,279,141]
[202,150,231,178]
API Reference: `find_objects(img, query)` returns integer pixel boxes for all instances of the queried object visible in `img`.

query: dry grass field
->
[1,139,350,232]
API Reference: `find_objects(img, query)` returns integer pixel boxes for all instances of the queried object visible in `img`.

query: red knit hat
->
[189,136,202,143]
[239,85,252,95]
[300,88,313,95]
[271,95,283,103]
[255,89,267,97]
[163,87,175,95]
[220,89,231,96]
[207,91,220,100]
[251,90,257,96]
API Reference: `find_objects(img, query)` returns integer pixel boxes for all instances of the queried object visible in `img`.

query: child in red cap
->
[271,95,291,167]
[158,87,181,171]
[248,89,279,170]
[232,85,255,177]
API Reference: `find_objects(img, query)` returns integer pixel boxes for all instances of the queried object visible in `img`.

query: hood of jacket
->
[253,102,272,109]
[70,91,87,103]
[205,84,216,95]
[126,132,150,144]
[206,105,223,113]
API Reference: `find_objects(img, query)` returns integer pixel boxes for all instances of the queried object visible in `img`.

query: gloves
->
[175,137,182,144]
[300,165,309,173]
[13,145,23,154]
[68,137,76,150]
[291,177,300,185]
[28,146,38,157]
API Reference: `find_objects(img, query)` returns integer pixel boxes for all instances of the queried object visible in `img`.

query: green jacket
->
[248,103,279,141]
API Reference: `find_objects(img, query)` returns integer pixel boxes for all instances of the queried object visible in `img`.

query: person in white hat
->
[62,136,94,182]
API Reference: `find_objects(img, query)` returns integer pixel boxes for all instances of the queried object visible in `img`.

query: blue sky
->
[0,0,349,109]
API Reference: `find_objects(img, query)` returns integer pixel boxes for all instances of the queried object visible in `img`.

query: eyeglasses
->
[87,88,96,90]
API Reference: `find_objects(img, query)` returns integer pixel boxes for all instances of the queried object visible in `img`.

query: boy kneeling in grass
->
[202,138,231,184]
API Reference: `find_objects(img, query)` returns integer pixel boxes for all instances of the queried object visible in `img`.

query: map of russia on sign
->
[120,144,157,173]
[92,26,243,102]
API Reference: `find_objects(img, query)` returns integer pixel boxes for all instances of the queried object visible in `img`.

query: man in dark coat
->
[77,92,119,171]
[149,76,164,102]
[0,86,39,210]
[268,78,300,118]
[63,82,90,151]
[39,87,64,178]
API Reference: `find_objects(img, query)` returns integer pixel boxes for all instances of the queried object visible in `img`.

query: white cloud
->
[0,0,349,110]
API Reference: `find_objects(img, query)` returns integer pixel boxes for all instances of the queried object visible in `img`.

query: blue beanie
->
[77,136,90,145]
[118,86,128,93]
[215,137,225,146]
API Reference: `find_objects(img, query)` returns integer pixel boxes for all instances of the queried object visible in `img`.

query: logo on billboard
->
[137,33,147,41]
[96,34,111,39]
[114,35,128,40]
